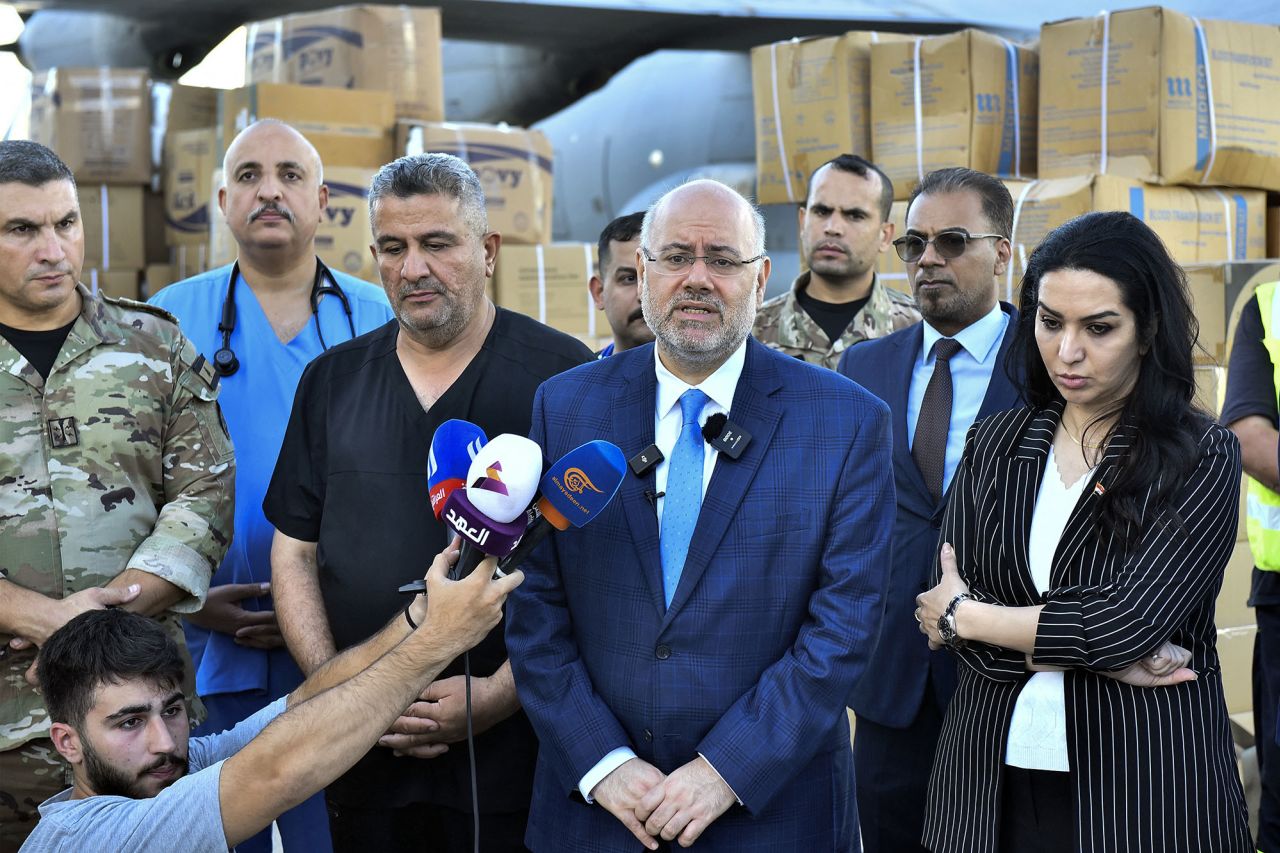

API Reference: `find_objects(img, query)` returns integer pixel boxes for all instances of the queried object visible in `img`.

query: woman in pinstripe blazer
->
[914,211,1251,853]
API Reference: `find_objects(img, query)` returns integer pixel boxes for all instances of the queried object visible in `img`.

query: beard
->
[641,285,756,367]
[394,278,475,346]
[81,734,188,799]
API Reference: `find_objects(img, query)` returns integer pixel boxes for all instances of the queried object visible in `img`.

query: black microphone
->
[702,413,752,459]
[643,490,665,507]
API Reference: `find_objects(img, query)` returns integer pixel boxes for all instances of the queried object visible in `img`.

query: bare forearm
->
[483,660,521,721]
[1229,416,1280,491]
[954,601,1044,655]
[271,539,336,674]
[107,569,187,616]
[0,580,57,638]
[290,598,426,706]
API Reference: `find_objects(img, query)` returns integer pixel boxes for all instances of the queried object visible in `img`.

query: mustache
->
[248,203,294,223]
[141,753,187,776]
[397,279,445,299]
[668,292,725,313]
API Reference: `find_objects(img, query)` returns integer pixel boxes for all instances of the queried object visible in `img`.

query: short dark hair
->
[0,140,76,190]
[368,152,487,236]
[805,154,894,222]
[1012,210,1202,544]
[906,167,1013,238]
[38,609,184,729]
[597,211,644,273]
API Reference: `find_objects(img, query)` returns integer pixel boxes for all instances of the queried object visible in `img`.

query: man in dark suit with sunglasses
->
[838,167,1021,853]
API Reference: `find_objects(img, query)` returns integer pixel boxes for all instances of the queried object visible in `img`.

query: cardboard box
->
[871,29,1037,200]
[83,267,141,301]
[396,122,554,244]
[1219,624,1256,716]
[1193,364,1225,416]
[1185,261,1280,365]
[30,68,151,184]
[1217,541,1256,629]
[206,166,378,283]
[164,129,218,246]
[1039,9,1280,190]
[169,243,212,282]
[492,243,597,336]
[77,184,146,270]
[1268,199,1279,258]
[218,83,394,169]
[1003,176,1267,284]
[315,167,377,283]
[143,263,174,298]
[246,5,443,122]
[750,32,915,205]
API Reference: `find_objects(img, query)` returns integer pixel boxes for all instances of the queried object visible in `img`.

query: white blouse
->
[1005,445,1094,772]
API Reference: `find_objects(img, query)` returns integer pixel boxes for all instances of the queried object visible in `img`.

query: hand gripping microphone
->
[428,420,488,519]
[497,440,627,575]
[443,433,543,580]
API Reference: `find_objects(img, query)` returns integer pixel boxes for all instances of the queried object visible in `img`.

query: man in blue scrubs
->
[149,119,392,852]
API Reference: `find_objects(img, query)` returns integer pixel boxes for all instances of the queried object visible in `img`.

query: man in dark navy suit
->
[508,179,894,852]
[838,167,1022,853]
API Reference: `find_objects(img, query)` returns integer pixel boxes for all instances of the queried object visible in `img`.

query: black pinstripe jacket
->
[922,403,1251,853]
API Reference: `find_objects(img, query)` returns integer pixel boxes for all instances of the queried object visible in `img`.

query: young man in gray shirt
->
[21,546,519,852]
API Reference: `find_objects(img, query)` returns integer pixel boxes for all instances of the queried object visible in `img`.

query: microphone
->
[428,420,488,519]
[448,434,543,580]
[497,440,627,575]
[701,412,751,459]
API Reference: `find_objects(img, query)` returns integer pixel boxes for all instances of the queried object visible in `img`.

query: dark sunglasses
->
[893,231,1003,263]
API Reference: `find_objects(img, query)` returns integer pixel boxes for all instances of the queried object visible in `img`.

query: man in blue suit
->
[507,180,894,851]
[837,167,1022,853]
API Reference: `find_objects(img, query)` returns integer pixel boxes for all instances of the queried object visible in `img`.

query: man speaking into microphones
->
[264,154,592,853]
[506,180,895,852]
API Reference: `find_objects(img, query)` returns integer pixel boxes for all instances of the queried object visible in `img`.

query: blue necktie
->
[660,389,708,608]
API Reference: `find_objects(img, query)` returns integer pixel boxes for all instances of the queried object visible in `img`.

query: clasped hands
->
[592,756,736,850]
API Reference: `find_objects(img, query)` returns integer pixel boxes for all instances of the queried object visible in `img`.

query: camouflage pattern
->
[0,283,234,754]
[0,738,69,853]
[753,271,921,370]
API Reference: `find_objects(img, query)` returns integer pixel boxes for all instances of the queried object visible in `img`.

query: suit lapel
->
[998,404,1059,604]
[663,341,782,622]
[611,358,667,618]
[1051,422,1133,585]
[890,326,934,510]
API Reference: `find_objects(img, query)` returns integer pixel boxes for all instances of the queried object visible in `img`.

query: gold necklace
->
[1061,419,1104,450]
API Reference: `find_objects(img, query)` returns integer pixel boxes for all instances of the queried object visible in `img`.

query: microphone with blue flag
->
[497,439,627,575]
[427,419,488,520]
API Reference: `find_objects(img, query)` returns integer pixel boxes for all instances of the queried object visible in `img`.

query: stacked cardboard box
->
[750,32,915,204]
[492,243,598,338]
[871,29,1038,200]
[245,5,444,122]
[396,121,554,245]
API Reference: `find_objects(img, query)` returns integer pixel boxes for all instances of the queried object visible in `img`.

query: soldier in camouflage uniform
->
[0,140,233,852]
[754,154,919,369]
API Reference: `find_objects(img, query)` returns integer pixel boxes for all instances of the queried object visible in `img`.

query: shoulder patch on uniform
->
[104,294,181,325]
[177,336,220,391]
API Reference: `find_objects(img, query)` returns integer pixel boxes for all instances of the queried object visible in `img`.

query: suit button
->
[655,644,672,660]
[643,729,654,742]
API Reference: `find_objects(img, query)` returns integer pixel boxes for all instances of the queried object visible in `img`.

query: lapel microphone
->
[702,413,751,460]
[629,444,663,477]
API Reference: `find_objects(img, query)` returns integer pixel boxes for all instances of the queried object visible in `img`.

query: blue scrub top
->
[150,262,394,697]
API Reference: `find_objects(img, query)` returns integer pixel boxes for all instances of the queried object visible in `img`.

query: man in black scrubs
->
[264,152,593,852]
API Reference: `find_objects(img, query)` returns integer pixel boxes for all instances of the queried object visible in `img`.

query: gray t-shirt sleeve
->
[21,698,289,853]
[189,697,288,768]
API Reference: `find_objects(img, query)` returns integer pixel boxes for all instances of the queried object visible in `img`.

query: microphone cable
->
[464,651,480,853]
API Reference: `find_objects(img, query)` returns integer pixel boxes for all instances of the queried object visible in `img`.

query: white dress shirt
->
[1005,446,1093,772]
[577,341,747,803]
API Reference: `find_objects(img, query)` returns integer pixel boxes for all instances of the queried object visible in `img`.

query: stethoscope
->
[213,257,357,377]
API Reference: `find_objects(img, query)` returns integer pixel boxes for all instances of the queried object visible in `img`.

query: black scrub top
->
[265,308,593,811]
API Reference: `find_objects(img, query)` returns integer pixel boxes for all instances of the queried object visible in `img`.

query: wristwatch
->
[938,592,972,648]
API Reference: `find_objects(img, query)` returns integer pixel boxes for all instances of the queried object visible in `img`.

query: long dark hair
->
[1011,210,1204,540]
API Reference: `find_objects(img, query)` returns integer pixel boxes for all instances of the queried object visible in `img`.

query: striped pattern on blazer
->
[922,403,1251,853]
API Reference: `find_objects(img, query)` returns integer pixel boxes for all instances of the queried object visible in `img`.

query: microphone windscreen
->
[465,433,543,523]
[702,412,727,443]
[540,440,627,529]
[428,420,487,519]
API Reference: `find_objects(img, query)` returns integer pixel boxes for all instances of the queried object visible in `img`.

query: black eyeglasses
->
[892,231,1004,263]
[641,248,764,278]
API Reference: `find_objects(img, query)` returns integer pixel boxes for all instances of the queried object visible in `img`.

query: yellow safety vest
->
[1248,280,1280,571]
